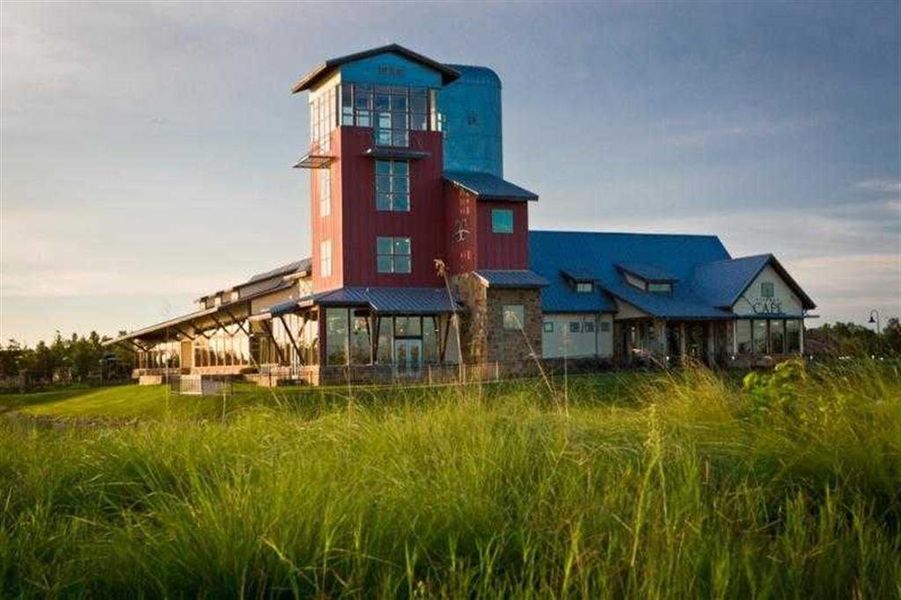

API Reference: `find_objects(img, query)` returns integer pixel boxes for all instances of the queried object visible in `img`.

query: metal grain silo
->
[439,64,503,178]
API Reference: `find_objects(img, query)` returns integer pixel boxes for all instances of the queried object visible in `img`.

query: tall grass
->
[1,362,899,598]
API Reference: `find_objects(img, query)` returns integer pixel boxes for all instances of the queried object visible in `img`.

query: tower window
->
[491,208,514,233]
[320,240,332,278]
[341,84,434,147]
[319,169,331,217]
[376,236,412,274]
[375,160,410,211]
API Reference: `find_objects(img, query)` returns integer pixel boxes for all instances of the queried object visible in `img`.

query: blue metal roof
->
[529,231,733,318]
[561,269,596,282]
[475,270,548,288]
[690,254,816,310]
[616,262,677,282]
[444,171,538,201]
[315,287,459,314]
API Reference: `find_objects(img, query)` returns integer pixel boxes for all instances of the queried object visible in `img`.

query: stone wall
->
[485,287,543,374]
[451,273,489,363]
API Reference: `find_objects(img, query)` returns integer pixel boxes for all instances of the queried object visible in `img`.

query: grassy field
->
[1,362,899,598]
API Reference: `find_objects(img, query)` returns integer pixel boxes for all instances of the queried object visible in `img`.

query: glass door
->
[394,339,422,377]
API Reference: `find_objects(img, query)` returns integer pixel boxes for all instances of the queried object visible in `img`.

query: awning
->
[316,286,459,314]
[474,270,548,289]
[444,171,538,201]
[364,147,431,160]
[293,153,335,169]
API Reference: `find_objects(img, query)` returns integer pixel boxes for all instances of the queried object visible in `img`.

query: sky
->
[1,1,899,345]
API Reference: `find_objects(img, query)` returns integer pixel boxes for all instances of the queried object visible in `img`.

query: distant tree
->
[882,318,901,356]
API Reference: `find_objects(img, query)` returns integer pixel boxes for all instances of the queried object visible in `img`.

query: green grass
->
[1,362,899,598]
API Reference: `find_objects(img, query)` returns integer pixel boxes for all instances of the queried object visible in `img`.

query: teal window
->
[377,237,411,274]
[491,208,514,234]
[375,160,410,211]
[761,282,775,298]
[575,282,593,293]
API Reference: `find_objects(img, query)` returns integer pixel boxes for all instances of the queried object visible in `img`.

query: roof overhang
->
[364,147,431,160]
[293,153,336,169]
[291,44,461,94]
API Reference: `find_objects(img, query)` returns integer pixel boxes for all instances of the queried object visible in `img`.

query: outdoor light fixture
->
[868,309,881,333]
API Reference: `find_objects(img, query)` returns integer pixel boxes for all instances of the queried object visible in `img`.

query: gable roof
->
[291,44,461,93]
[529,231,733,318]
[444,171,538,201]
[690,254,816,310]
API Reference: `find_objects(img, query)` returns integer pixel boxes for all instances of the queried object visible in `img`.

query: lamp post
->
[868,309,881,334]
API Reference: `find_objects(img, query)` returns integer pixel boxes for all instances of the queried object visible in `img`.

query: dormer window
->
[575,282,593,293]
[624,272,647,291]
[617,264,676,294]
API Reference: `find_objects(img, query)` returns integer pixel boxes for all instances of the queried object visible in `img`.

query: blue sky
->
[1,1,899,344]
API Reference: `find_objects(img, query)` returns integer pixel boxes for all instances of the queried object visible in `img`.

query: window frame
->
[319,168,331,217]
[503,305,525,330]
[375,160,410,212]
[376,236,412,274]
[575,281,593,293]
[491,208,514,234]
[320,239,332,278]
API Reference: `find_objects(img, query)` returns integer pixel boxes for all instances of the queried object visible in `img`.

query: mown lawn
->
[1,362,899,598]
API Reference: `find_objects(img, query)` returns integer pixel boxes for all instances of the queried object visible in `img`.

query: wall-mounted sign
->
[452,219,470,243]
[749,297,783,315]
[378,65,406,79]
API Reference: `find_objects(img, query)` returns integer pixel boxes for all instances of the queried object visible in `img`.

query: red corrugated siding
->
[476,201,529,269]
[339,128,446,287]
[443,184,477,275]
[311,128,344,293]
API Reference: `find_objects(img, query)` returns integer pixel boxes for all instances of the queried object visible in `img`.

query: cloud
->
[854,178,901,194]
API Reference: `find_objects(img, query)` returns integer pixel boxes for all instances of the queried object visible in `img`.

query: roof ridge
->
[530,229,721,239]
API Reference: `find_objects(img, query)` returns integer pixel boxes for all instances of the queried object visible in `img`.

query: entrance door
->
[394,339,422,377]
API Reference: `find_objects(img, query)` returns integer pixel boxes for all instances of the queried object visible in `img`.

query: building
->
[107,44,816,385]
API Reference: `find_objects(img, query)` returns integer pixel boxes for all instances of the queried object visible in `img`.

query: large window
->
[310,85,337,151]
[319,169,331,217]
[340,83,436,147]
[736,320,752,354]
[769,319,785,354]
[503,305,525,330]
[320,240,332,278]
[736,319,803,355]
[375,160,410,211]
[752,320,768,353]
[376,237,411,274]
[325,308,349,365]
[786,320,801,353]
[491,208,513,234]
[350,312,372,365]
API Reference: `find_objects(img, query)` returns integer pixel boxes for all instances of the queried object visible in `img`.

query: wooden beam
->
[440,315,451,362]
[171,325,195,341]
[278,314,302,364]
[262,320,286,365]
[222,307,250,336]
